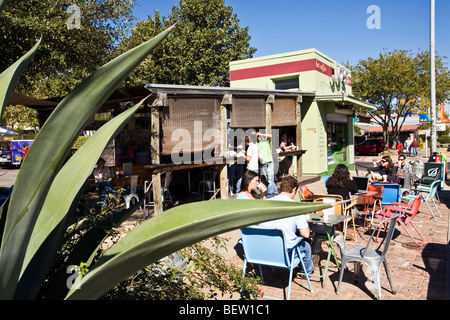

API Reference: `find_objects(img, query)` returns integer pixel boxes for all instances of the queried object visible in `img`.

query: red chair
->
[374,194,424,246]
[357,184,383,231]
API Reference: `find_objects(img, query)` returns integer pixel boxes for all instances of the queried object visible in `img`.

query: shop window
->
[274,78,299,90]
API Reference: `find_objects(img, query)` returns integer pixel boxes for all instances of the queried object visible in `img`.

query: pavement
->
[214,148,450,300]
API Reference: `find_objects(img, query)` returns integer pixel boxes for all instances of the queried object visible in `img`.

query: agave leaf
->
[65,200,330,300]
[0,25,175,299]
[0,0,9,15]
[0,38,41,119]
[14,100,144,299]
[44,195,147,300]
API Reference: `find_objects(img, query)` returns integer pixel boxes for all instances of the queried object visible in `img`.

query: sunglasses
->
[399,158,405,161]
[380,160,388,163]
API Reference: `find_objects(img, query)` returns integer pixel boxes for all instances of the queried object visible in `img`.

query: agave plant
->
[0,1,330,300]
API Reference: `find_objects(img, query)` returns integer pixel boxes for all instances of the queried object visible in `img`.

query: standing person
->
[279,134,295,177]
[367,155,398,182]
[259,176,314,275]
[236,170,267,200]
[22,143,29,159]
[236,133,259,194]
[411,138,419,157]
[256,131,279,198]
[326,164,358,200]
[395,140,402,154]
[280,133,296,152]
[404,137,412,157]
[227,131,245,196]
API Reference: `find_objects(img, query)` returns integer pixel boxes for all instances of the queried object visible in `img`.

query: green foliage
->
[105,236,262,300]
[0,105,39,131]
[0,0,135,99]
[72,136,90,150]
[349,49,450,147]
[437,135,450,144]
[118,0,256,87]
[0,1,330,300]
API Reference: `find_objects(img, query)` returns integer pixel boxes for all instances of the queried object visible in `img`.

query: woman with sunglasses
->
[367,155,398,182]
[236,170,268,200]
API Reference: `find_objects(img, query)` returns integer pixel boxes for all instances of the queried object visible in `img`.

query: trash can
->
[411,160,424,180]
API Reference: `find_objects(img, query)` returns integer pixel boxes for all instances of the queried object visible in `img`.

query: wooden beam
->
[219,94,231,199]
[265,95,274,136]
[151,104,162,214]
[296,96,303,180]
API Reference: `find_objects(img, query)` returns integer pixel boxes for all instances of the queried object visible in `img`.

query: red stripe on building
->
[230,59,333,81]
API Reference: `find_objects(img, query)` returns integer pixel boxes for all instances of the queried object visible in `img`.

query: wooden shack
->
[15,84,316,214]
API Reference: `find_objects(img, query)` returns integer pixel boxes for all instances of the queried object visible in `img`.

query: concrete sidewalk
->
[218,150,450,300]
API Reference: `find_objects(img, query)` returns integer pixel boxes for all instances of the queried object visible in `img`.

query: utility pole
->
[430,0,437,154]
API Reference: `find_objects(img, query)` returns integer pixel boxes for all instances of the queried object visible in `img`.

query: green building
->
[229,48,375,176]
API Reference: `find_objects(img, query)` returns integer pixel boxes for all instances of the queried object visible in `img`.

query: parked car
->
[354,139,384,155]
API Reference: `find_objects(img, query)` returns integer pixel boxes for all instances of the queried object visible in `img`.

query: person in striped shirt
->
[256,131,279,198]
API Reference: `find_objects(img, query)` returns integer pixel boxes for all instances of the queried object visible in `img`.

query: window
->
[274,78,299,90]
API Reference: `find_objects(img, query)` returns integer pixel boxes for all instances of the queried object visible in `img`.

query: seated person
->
[367,155,398,183]
[395,154,412,175]
[395,154,412,187]
[326,164,358,200]
[258,176,313,275]
[93,158,114,193]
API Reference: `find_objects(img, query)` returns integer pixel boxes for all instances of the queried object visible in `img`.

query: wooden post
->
[219,94,232,199]
[265,95,274,136]
[296,95,303,180]
[151,93,166,214]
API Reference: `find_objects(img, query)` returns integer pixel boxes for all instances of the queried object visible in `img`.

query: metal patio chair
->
[334,214,399,300]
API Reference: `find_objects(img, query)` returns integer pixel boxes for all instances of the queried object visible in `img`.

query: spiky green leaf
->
[66,200,330,299]
[0,25,174,299]
[0,38,40,119]
[15,100,144,299]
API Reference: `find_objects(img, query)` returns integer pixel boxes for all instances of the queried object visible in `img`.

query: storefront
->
[229,48,375,176]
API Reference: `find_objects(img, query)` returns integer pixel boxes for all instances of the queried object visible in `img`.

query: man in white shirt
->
[404,137,412,157]
[259,176,313,274]
[245,135,259,173]
[236,134,259,193]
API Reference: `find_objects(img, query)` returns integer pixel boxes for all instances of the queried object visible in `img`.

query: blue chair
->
[241,226,314,300]
[402,180,441,220]
[372,183,401,207]
[322,175,330,186]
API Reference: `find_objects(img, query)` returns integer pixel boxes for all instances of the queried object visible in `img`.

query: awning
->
[0,127,19,135]
[315,94,376,110]
[7,92,59,109]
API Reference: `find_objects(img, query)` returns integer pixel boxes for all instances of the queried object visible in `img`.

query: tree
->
[118,0,256,87]
[349,49,450,148]
[0,105,39,131]
[0,0,135,99]
[0,2,329,299]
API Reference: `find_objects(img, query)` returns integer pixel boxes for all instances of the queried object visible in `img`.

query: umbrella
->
[0,126,19,135]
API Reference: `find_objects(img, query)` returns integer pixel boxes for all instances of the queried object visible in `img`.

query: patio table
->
[305,213,350,287]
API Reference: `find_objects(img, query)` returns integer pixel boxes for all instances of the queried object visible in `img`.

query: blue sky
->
[132,0,450,66]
